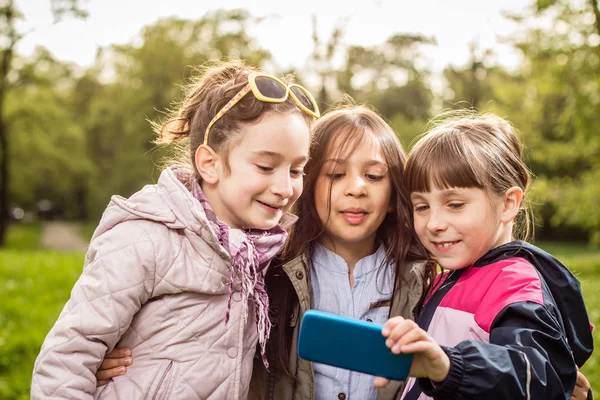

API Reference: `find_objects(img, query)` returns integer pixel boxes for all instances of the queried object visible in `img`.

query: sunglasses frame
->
[203,72,320,146]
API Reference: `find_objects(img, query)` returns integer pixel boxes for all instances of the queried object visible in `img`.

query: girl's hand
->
[96,348,132,386]
[570,368,590,400]
[373,317,450,388]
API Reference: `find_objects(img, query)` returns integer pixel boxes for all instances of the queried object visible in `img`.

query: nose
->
[344,175,367,198]
[270,170,294,199]
[426,208,447,233]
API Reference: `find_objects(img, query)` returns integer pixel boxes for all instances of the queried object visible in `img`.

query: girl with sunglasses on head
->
[375,112,594,399]
[30,60,319,400]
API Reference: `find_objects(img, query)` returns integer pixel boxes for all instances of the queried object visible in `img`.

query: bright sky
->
[16,0,530,77]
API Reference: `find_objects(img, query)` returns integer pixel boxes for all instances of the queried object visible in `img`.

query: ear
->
[194,145,221,184]
[500,186,524,223]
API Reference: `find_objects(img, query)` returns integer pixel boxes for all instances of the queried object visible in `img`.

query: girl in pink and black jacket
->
[377,113,594,400]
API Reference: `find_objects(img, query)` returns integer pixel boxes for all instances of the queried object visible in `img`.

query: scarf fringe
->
[224,238,272,369]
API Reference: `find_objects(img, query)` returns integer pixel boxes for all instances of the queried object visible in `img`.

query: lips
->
[340,208,368,225]
[432,240,459,252]
[257,200,285,214]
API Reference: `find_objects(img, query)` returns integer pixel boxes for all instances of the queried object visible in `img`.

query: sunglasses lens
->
[290,86,316,112]
[255,76,287,100]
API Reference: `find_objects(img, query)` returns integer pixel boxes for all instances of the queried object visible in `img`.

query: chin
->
[249,219,279,231]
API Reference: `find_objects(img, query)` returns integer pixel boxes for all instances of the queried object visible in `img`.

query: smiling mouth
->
[257,200,283,213]
[432,241,459,250]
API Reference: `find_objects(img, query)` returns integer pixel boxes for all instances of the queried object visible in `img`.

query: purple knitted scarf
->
[176,168,292,368]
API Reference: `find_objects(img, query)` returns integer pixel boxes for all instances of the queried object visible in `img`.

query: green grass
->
[79,220,100,242]
[579,277,600,393]
[0,240,598,398]
[3,223,42,250]
[536,240,600,276]
[0,250,84,399]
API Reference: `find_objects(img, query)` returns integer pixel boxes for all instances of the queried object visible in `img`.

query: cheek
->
[291,179,304,201]
[413,215,427,235]
[313,181,331,221]
[378,184,393,213]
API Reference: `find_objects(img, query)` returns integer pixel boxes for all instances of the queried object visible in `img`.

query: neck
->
[317,235,378,271]
[492,221,515,250]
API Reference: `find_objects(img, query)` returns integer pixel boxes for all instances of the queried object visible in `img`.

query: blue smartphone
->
[297,310,412,381]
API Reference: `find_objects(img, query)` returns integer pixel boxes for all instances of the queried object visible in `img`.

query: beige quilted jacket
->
[31,168,283,399]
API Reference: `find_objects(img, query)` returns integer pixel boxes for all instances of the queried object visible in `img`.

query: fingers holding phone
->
[380,317,450,384]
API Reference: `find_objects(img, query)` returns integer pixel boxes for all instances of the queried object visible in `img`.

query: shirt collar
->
[311,241,388,276]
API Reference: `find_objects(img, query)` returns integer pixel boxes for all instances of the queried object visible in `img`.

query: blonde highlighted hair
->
[152,60,314,178]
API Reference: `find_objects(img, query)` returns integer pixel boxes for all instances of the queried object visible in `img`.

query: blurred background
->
[0,0,599,397]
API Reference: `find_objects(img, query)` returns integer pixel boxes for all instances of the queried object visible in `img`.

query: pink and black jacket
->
[402,241,594,400]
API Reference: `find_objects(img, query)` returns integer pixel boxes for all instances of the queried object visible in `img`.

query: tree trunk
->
[0,107,7,247]
[0,1,16,247]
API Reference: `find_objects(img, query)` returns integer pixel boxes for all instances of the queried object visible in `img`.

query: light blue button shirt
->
[310,242,396,400]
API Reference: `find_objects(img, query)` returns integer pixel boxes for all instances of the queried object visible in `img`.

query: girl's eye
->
[448,202,465,210]
[256,165,273,172]
[290,169,305,178]
[414,205,429,213]
[326,173,344,180]
[366,174,384,181]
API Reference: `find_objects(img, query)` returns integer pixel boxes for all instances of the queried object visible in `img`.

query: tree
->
[309,14,348,111]
[338,34,435,145]
[0,0,87,246]
[7,48,92,219]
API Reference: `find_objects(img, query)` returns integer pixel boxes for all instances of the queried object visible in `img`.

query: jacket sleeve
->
[419,301,577,399]
[30,222,158,400]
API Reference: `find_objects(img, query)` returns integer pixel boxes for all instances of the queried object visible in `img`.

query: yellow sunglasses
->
[204,72,320,145]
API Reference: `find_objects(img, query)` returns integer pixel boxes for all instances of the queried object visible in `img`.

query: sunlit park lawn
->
[0,224,598,399]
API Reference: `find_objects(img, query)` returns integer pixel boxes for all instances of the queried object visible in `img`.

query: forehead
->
[326,129,385,162]
[237,112,310,156]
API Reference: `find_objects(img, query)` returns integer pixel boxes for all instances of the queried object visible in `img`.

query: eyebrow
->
[410,188,467,200]
[323,159,387,167]
[252,150,309,163]
[439,188,466,197]
[410,193,425,201]
[252,150,280,158]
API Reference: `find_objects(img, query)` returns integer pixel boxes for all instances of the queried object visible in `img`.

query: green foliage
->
[442,0,600,245]
[0,250,83,400]
[78,220,99,242]
[4,223,41,250]
[537,240,600,275]
[7,49,92,218]
[338,34,434,122]
[2,3,600,245]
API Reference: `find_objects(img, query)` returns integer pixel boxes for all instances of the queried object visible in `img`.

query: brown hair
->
[153,60,314,177]
[266,105,433,374]
[405,111,533,240]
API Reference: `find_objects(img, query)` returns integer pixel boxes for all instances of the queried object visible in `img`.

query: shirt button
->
[227,347,237,358]
[295,271,304,280]
[232,292,241,302]
[338,393,346,400]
